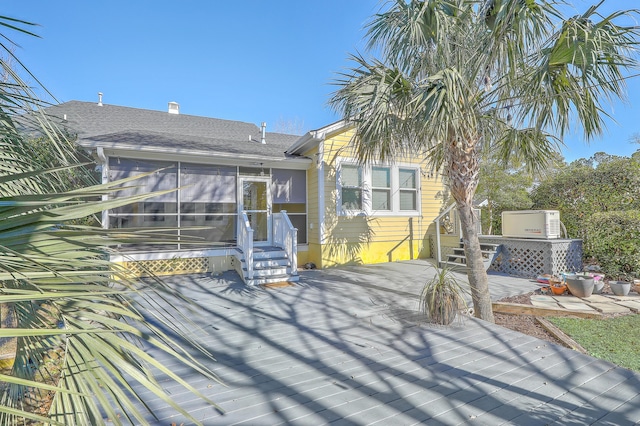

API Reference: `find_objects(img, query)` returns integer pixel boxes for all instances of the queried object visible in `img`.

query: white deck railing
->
[272,211,298,276]
[433,202,483,267]
[433,203,458,267]
[238,211,254,280]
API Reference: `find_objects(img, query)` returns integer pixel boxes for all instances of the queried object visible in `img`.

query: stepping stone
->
[581,294,613,303]
[612,301,640,313]
[606,295,640,301]
[530,295,557,303]
[530,299,562,308]
[586,302,631,314]
[556,301,596,311]
[551,295,583,303]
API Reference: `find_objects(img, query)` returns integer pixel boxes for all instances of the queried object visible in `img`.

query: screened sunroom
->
[106,158,308,251]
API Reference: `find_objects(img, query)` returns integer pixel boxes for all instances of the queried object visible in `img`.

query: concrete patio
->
[130,260,640,425]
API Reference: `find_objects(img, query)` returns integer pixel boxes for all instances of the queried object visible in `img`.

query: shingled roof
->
[40,101,303,161]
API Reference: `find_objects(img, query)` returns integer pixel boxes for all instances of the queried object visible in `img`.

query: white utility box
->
[501,210,561,239]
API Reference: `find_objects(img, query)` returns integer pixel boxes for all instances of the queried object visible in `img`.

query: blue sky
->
[5,0,640,162]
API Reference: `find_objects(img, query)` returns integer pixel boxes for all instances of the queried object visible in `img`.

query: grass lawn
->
[549,314,640,373]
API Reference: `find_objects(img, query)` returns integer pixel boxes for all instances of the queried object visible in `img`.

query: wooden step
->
[246,274,300,286]
[452,248,500,256]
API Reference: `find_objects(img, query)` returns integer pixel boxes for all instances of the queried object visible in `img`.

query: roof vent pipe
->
[260,122,266,144]
[168,102,180,114]
[98,92,103,106]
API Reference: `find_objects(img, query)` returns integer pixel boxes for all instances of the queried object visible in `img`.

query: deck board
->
[125,261,640,425]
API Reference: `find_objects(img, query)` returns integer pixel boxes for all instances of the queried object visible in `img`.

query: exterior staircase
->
[440,239,502,271]
[236,246,299,286]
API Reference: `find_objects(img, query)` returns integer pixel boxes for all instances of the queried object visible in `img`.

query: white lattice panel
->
[123,257,209,277]
[480,237,582,278]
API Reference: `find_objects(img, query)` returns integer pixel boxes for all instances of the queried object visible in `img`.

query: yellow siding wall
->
[305,127,445,268]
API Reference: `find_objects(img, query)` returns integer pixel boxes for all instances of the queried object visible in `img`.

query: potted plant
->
[609,280,631,296]
[548,277,567,295]
[420,267,469,325]
[565,274,595,298]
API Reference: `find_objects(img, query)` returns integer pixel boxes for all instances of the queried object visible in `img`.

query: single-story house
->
[42,100,446,284]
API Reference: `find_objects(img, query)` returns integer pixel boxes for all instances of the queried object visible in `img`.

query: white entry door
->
[239,177,272,245]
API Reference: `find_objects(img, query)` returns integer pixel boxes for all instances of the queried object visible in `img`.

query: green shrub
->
[532,154,640,243]
[585,210,640,279]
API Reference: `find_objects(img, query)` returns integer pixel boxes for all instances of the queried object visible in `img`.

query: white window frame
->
[371,166,392,212]
[337,162,367,215]
[398,167,419,212]
[337,159,420,217]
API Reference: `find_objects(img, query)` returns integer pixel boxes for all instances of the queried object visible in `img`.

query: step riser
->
[247,275,300,286]
[253,259,290,268]
[236,248,297,285]
[247,267,290,278]
[253,250,287,260]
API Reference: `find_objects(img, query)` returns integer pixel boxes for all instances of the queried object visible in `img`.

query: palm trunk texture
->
[448,138,495,323]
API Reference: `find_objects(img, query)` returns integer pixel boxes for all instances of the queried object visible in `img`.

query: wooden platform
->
[125,263,640,425]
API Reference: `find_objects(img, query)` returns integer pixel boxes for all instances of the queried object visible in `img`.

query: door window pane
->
[243,181,267,211]
[247,212,268,241]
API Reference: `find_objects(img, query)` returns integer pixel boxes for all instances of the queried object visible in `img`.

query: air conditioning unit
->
[501,210,561,239]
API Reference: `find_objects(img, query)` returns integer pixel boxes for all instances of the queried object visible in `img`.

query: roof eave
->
[286,119,351,155]
[82,141,312,169]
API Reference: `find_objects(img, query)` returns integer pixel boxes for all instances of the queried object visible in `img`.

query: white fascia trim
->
[286,119,350,155]
[96,146,312,170]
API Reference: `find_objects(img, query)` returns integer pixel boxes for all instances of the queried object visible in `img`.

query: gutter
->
[84,142,312,169]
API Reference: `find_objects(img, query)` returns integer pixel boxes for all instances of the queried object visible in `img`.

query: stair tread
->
[452,249,499,255]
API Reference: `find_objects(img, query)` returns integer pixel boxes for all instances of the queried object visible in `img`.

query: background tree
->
[0,15,221,424]
[532,152,640,243]
[477,150,564,235]
[331,0,639,322]
[476,159,534,235]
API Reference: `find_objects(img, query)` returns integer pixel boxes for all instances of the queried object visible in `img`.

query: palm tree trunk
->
[447,136,495,323]
[457,203,495,323]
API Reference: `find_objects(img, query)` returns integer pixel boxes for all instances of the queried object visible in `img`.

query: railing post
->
[272,211,297,276]
[435,217,442,267]
[238,211,254,282]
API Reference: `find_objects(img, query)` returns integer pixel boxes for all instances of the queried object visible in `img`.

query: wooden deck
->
[127,261,640,425]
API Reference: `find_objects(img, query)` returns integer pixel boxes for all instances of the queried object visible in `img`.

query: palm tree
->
[330,0,639,322]
[0,16,221,424]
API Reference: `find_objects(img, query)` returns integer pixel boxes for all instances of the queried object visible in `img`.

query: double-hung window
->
[371,166,391,211]
[399,168,418,211]
[340,164,364,211]
[338,161,419,216]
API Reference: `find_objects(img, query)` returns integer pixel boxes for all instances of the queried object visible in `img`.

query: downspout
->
[317,140,325,248]
[96,147,109,229]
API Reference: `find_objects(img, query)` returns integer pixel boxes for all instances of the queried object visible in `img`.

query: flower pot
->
[550,284,567,295]
[609,280,631,296]
[593,280,604,294]
[633,279,640,294]
[565,275,594,298]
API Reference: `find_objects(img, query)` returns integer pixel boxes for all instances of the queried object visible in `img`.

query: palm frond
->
[0,14,224,426]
